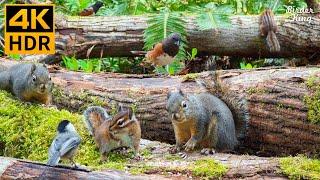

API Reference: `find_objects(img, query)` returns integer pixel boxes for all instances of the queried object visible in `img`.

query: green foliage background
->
[0,0,308,73]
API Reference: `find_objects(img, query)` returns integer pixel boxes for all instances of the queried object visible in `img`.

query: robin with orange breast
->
[132,33,181,70]
[79,1,104,16]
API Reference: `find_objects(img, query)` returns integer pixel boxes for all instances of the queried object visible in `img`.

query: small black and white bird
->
[47,120,81,167]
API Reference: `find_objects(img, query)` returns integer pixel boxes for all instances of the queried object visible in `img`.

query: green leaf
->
[168,66,175,75]
[240,62,246,69]
[196,4,232,30]
[191,48,198,59]
[8,54,21,60]
[69,57,79,71]
[93,59,102,73]
[246,63,253,69]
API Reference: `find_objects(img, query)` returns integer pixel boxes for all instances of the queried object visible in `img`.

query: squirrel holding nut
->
[0,63,53,105]
[166,90,238,155]
[83,106,141,161]
[260,8,280,52]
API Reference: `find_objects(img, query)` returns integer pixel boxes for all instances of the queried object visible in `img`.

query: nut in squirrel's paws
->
[200,148,215,155]
[184,139,197,152]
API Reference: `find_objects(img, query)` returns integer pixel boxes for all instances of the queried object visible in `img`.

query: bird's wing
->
[59,136,81,156]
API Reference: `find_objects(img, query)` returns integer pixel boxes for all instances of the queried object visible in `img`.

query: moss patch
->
[246,87,267,95]
[129,164,154,175]
[304,76,320,124]
[52,87,108,113]
[280,156,320,180]
[0,90,129,170]
[190,158,228,179]
[182,73,200,82]
[164,154,182,161]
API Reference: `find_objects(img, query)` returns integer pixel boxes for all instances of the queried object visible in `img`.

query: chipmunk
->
[260,8,280,52]
[166,90,238,155]
[83,106,141,161]
[0,63,52,105]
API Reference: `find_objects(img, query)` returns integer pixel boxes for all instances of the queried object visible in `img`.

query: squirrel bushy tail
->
[196,76,250,142]
[83,106,111,135]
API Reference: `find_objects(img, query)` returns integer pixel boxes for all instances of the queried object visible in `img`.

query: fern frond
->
[196,3,233,30]
[144,10,187,61]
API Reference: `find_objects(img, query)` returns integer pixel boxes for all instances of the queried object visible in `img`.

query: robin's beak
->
[175,40,180,46]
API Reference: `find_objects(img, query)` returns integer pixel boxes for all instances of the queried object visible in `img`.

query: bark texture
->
[36,14,320,64]
[0,59,320,156]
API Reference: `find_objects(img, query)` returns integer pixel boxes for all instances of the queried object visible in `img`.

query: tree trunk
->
[0,59,320,156]
[35,14,320,64]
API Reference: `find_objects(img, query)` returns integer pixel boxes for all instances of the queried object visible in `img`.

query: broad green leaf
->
[240,62,246,69]
[246,63,253,69]
[191,48,198,59]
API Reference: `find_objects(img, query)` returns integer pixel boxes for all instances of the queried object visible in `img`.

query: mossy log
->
[0,157,158,179]
[33,14,320,64]
[0,59,320,156]
[0,154,285,179]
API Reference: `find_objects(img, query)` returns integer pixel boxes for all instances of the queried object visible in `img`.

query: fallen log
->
[0,157,164,179]
[0,59,320,156]
[0,151,286,179]
[34,14,320,64]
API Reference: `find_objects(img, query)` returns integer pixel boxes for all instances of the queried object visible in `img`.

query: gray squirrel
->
[0,63,52,104]
[166,90,238,154]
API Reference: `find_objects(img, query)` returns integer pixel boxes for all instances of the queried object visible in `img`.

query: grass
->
[279,156,320,180]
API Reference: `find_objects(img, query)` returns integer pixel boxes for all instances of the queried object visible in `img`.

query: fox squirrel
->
[83,106,141,161]
[166,90,238,154]
[0,63,52,105]
[260,8,280,52]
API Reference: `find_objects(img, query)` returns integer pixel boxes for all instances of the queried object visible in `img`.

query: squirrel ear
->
[127,107,134,119]
[30,64,37,74]
[117,104,124,112]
